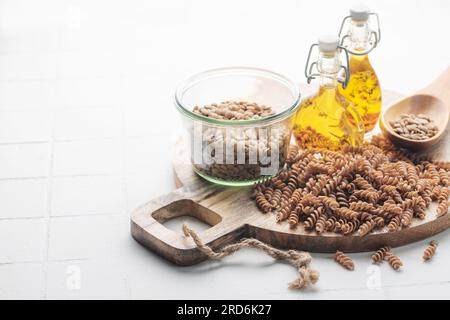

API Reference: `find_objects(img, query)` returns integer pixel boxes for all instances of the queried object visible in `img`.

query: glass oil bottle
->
[338,4,382,134]
[293,35,364,151]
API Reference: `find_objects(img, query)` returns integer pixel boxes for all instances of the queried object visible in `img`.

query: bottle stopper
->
[350,4,370,21]
[318,35,340,53]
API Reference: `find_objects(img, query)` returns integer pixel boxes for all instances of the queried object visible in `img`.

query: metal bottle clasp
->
[304,43,351,89]
[338,12,381,55]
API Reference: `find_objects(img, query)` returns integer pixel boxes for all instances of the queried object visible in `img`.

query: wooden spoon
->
[380,66,450,151]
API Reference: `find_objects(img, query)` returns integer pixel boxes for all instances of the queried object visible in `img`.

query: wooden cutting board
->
[131,88,450,266]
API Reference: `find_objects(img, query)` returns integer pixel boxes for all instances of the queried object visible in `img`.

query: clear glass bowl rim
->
[174,66,301,126]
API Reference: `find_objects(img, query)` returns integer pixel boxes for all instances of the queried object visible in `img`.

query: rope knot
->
[182,223,319,290]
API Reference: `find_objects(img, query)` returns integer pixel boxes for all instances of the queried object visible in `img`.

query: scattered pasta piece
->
[335,251,355,271]
[371,246,391,263]
[386,252,403,270]
[423,240,438,261]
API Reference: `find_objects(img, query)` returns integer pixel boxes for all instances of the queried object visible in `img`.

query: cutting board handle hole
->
[152,199,222,233]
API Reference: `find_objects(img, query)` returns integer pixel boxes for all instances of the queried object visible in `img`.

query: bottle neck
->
[348,19,370,54]
[318,51,340,88]
[320,76,338,88]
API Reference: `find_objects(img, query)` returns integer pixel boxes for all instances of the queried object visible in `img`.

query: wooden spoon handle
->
[421,65,450,107]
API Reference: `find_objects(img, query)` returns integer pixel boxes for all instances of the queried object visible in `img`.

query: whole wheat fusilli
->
[423,240,438,261]
[253,134,450,237]
[334,251,355,271]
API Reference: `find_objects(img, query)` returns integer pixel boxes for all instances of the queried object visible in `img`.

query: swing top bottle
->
[338,4,382,133]
[293,35,364,151]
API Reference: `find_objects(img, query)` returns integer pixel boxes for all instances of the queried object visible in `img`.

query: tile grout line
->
[0,257,90,266]
[0,173,113,182]
[0,140,51,146]
[0,71,166,84]
[42,80,58,299]
[45,212,123,219]
[0,74,122,84]
[0,170,158,182]
[315,279,450,293]
[0,136,115,146]
[0,216,47,221]
[118,73,132,299]
[0,133,169,147]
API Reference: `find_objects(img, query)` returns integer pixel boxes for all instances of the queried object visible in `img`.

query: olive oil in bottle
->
[293,36,364,151]
[338,4,382,133]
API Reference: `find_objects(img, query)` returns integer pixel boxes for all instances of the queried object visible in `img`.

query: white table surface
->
[0,0,449,299]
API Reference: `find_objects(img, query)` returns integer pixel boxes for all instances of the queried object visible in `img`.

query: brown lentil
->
[193,101,275,120]
[192,101,289,182]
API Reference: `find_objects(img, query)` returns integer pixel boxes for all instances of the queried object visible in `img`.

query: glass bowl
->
[175,67,301,186]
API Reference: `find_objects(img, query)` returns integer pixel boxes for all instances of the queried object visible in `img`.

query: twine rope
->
[182,224,319,290]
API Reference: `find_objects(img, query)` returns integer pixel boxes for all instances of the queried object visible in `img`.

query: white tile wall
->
[52,139,121,176]
[385,283,450,300]
[54,106,120,140]
[47,215,123,260]
[0,80,56,111]
[56,51,120,78]
[0,263,45,299]
[120,75,173,109]
[125,173,174,212]
[124,135,172,174]
[0,179,48,219]
[0,110,52,143]
[0,53,57,81]
[55,78,120,108]
[123,107,170,137]
[46,259,129,299]
[0,219,47,263]
[0,143,51,179]
[51,175,123,216]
